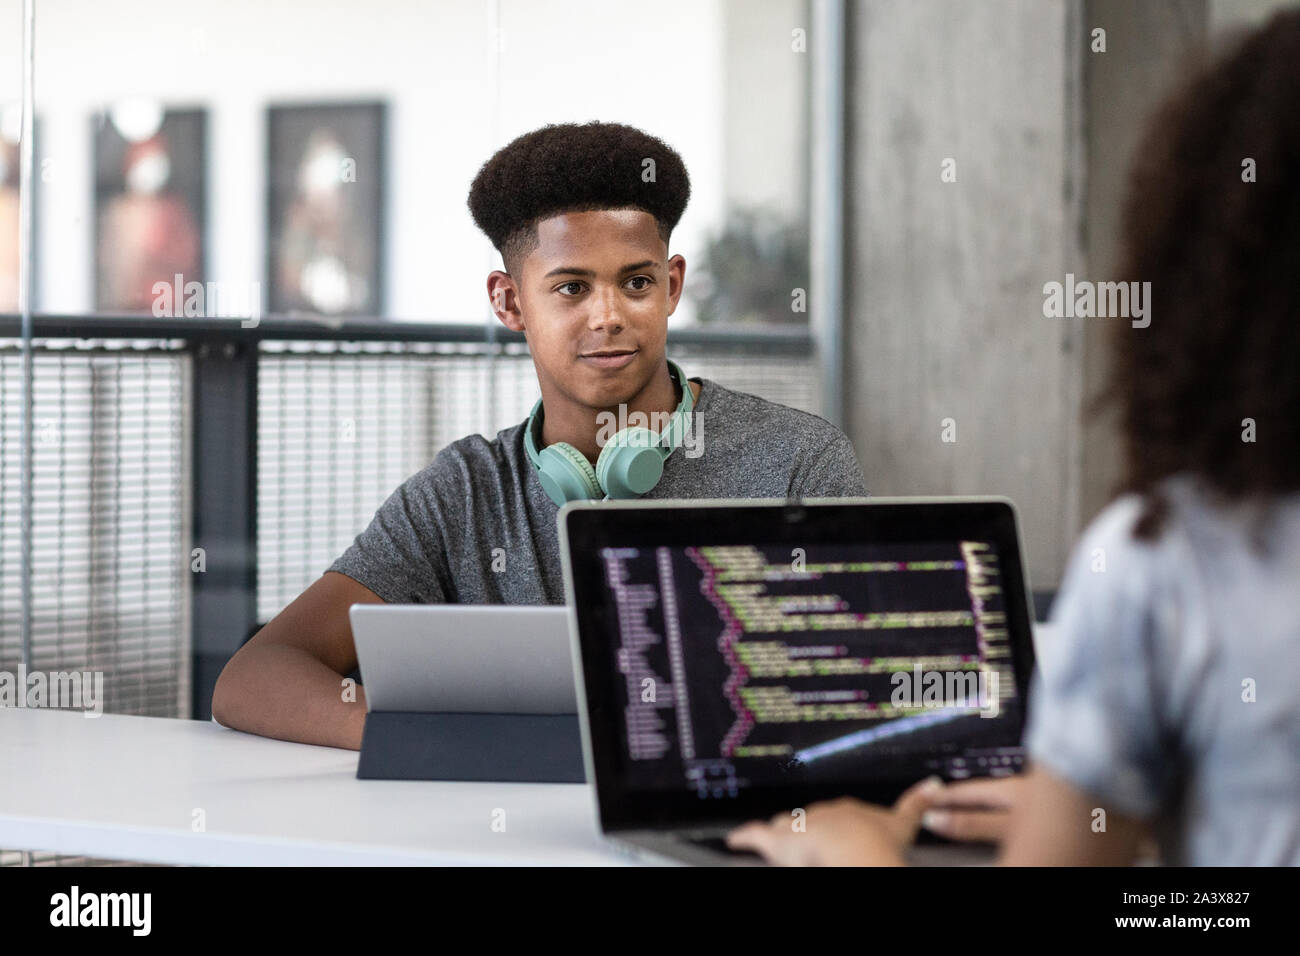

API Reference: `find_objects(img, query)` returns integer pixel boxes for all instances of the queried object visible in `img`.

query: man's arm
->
[211,571,384,750]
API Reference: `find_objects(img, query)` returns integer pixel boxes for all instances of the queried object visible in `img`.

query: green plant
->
[687,207,809,325]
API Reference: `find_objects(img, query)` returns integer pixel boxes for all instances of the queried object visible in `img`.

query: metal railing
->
[0,314,818,724]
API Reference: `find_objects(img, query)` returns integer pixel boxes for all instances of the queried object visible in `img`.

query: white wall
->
[7,0,742,323]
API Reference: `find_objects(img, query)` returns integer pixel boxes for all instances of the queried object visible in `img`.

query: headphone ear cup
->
[536,443,603,505]
[596,427,665,498]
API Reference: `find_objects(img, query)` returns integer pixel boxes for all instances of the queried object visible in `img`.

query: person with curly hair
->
[729,10,1300,867]
[213,121,867,749]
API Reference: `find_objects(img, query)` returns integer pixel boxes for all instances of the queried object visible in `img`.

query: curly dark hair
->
[1105,10,1300,539]
[466,121,691,276]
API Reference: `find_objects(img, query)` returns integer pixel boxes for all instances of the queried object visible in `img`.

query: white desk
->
[0,709,1009,866]
[0,708,624,866]
[2,623,1055,866]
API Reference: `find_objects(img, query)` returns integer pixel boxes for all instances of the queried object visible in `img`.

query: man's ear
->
[664,254,686,317]
[487,271,524,332]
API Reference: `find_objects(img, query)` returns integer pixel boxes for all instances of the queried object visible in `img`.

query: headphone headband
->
[523,360,694,503]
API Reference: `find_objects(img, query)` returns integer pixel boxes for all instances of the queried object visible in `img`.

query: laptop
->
[349,604,582,781]
[558,497,1037,864]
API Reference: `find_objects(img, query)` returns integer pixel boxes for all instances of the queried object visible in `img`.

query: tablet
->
[349,604,575,714]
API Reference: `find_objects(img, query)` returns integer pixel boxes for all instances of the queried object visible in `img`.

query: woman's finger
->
[727,822,787,862]
[920,807,1009,843]
[892,775,946,839]
[923,774,1023,809]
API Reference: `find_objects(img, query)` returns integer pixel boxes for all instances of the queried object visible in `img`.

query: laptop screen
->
[561,499,1037,828]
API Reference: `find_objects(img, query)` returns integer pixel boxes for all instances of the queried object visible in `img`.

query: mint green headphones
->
[524,360,695,506]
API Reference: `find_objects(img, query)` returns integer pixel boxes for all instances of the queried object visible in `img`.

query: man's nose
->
[587,287,625,333]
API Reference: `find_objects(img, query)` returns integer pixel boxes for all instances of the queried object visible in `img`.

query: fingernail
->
[922,810,949,831]
[920,775,945,793]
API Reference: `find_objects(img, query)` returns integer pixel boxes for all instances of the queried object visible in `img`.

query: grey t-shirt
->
[328,376,867,606]
[1024,475,1300,866]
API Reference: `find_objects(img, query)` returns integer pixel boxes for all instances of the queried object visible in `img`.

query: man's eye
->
[627,276,652,291]
[557,281,584,296]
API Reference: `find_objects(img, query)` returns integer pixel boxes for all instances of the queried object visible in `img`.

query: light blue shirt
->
[1024,475,1300,865]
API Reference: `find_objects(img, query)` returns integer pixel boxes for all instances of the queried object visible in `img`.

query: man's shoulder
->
[442,421,527,461]
[698,378,848,450]
[402,421,529,490]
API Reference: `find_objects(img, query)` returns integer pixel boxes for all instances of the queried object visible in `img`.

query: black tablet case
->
[356,711,585,782]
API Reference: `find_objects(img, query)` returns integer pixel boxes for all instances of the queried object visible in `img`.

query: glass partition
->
[0,0,822,865]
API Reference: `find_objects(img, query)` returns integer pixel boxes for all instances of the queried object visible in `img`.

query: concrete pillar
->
[843,0,1080,586]
[838,0,1275,587]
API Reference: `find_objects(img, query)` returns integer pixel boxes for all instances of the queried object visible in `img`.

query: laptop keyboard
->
[688,835,765,861]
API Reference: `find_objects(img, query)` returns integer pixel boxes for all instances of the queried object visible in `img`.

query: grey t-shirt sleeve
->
[326,462,450,605]
[791,431,869,498]
[1022,498,1174,819]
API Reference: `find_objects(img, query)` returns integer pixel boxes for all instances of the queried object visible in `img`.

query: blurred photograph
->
[93,105,204,312]
[0,105,21,312]
[266,102,384,316]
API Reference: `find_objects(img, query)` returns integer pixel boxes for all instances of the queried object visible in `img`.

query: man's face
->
[493,208,685,411]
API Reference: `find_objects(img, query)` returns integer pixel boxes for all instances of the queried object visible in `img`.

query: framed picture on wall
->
[0,107,32,312]
[94,105,206,313]
[266,101,385,317]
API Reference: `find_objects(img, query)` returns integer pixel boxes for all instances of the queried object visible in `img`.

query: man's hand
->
[725,776,944,866]
[917,774,1027,844]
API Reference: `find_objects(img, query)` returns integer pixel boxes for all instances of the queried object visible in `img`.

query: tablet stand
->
[356,711,586,782]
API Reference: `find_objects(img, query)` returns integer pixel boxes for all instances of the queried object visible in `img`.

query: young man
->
[212,121,867,750]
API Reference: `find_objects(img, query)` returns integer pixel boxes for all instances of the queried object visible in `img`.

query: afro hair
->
[467,121,691,276]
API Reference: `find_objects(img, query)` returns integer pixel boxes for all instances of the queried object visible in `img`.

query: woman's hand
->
[725,776,944,866]
[916,774,1027,844]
